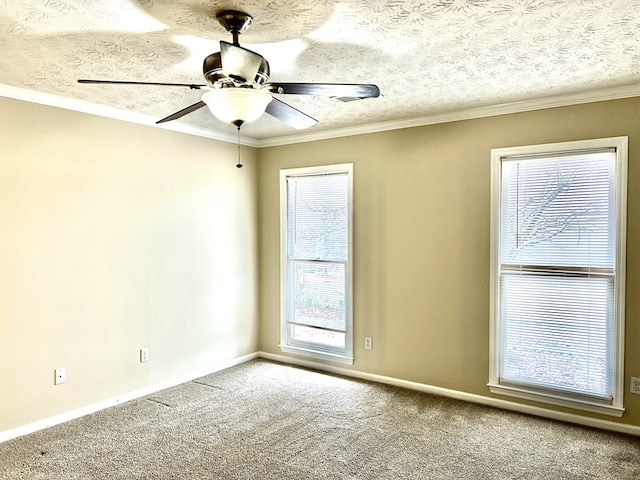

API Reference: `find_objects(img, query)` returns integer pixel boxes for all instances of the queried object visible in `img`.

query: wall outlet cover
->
[54,367,65,385]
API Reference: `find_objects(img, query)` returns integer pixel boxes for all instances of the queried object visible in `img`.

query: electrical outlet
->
[140,347,149,363]
[631,377,640,395]
[364,337,372,350]
[54,368,65,385]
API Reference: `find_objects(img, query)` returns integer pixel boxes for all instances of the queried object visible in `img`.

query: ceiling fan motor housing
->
[202,52,271,87]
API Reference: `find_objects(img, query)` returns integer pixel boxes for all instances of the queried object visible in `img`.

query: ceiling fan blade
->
[265,97,318,130]
[78,79,206,89]
[156,101,207,124]
[219,41,263,83]
[267,83,380,98]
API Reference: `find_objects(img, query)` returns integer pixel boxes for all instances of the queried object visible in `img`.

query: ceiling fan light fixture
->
[201,87,272,127]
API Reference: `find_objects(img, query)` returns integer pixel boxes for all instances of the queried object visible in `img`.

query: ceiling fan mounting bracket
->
[216,10,253,39]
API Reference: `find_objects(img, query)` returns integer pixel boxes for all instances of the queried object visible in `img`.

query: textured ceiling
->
[2,0,640,142]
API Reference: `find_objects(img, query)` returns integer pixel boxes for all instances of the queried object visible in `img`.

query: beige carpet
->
[1,359,639,479]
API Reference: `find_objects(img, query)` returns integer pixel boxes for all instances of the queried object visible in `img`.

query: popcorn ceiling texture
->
[2,0,640,139]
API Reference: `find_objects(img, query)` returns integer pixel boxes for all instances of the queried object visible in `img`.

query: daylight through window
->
[280,164,353,364]
[489,137,627,416]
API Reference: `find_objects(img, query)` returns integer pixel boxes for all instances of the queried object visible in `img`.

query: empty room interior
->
[2,0,640,477]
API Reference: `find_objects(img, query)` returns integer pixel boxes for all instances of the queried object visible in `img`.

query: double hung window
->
[280,164,353,364]
[489,137,627,416]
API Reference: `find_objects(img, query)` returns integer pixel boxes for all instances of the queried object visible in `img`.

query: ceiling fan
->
[78,10,380,131]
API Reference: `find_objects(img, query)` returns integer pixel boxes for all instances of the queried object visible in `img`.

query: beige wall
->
[257,97,640,427]
[0,97,259,432]
[2,94,639,435]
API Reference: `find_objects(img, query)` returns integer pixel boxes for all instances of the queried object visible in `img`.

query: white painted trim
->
[4,350,638,443]
[0,353,258,443]
[259,351,640,437]
[0,84,260,148]
[279,345,354,365]
[489,137,628,414]
[279,164,354,363]
[489,149,502,388]
[4,82,640,149]
[614,138,629,415]
[258,83,640,147]
[488,384,624,417]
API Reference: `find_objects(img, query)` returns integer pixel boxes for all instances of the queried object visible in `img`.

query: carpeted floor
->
[1,359,639,479]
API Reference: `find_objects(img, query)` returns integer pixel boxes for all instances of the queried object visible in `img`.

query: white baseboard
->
[0,352,258,443]
[4,350,638,443]
[258,351,640,437]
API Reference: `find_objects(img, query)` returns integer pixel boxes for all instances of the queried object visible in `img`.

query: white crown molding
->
[258,83,640,147]
[4,83,640,150]
[0,84,260,148]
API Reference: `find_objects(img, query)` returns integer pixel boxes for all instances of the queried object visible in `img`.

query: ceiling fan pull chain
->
[236,126,243,168]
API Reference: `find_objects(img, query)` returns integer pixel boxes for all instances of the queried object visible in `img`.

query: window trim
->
[488,137,627,417]
[279,163,354,365]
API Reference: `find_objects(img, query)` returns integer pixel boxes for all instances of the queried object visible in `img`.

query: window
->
[280,164,353,364]
[489,137,627,416]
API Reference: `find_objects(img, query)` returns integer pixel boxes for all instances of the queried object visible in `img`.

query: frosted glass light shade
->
[201,88,272,126]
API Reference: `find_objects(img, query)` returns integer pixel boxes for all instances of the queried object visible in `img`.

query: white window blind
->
[490,138,627,416]
[280,165,353,363]
[287,174,348,263]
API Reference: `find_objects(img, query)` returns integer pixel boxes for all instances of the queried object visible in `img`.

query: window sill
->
[279,345,354,365]
[488,383,624,417]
